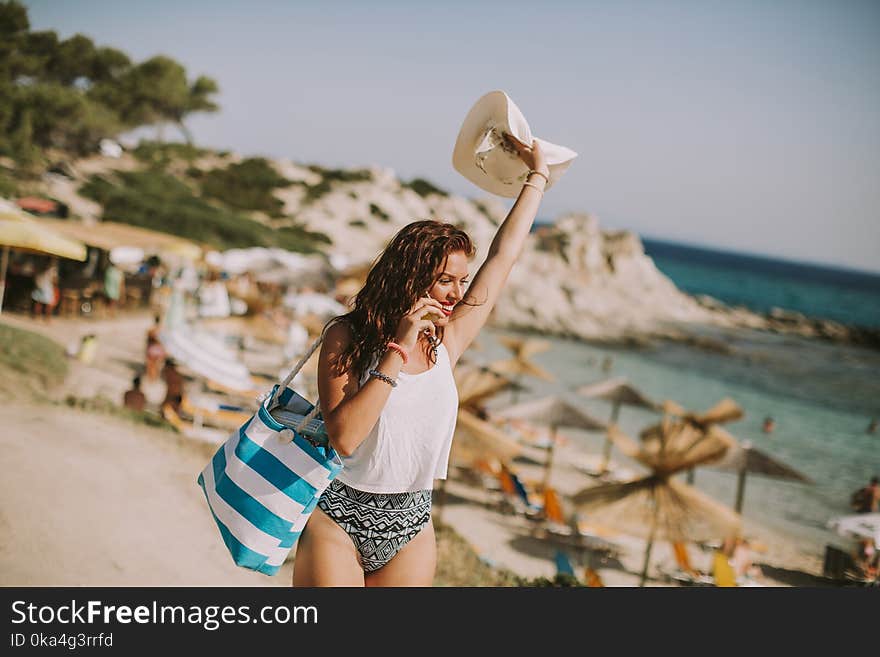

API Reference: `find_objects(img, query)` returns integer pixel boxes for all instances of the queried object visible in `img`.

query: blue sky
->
[23,0,880,273]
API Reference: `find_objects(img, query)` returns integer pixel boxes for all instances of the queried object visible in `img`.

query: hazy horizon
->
[23,0,880,274]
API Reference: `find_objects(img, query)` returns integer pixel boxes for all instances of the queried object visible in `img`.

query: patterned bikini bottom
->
[316,478,432,573]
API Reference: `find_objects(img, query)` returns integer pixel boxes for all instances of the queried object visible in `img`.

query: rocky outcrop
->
[44,151,875,347]
[491,213,741,342]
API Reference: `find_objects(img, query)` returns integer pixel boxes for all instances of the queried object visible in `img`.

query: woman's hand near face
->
[394,297,447,352]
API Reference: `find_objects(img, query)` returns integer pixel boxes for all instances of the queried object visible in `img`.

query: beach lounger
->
[659,541,714,586]
[180,395,252,432]
[162,404,228,446]
[712,551,738,587]
[554,550,577,578]
[584,566,605,587]
[496,465,542,518]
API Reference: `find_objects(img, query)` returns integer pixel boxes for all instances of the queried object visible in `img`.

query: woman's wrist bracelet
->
[522,181,544,195]
[527,169,550,185]
[385,341,409,365]
[368,369,398,388]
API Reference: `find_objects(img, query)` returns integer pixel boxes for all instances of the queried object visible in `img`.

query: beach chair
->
[180,395,251,432]
[712,551,738,587]
[496,465,542,518]
[584,566,605,587]
[162,404,228,445]
[660,541,713,586]
[554,550,577,578]
[543,486,566,525]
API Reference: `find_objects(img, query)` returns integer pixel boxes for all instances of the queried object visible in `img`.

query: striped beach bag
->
[197,337,343,575]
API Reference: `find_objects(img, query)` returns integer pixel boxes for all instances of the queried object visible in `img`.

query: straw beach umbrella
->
[433,364,522,525]
[647,398,744,483]
[496,396,607,491]
[700,432,813,513]
[573,422,741,586]
[577,377,661,474]
[490,335,555,403]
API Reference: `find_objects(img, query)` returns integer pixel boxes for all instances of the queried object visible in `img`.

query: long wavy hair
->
[330,220,476,378]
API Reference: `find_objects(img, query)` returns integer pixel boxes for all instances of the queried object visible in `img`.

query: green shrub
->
[403,177,448,198]
[274,224,332,253]
[369,202,390,222]
[299,166,374,204]
[80,170,328,252]
[0,170,18,197]
[514,573,583,587]
[473,200,499,226]
[0,324,68,400]
[132,140,209,167]
[200,157,291,216]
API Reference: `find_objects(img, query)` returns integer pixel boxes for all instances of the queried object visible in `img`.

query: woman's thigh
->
[364,521,436,587]
[291,506,364,587]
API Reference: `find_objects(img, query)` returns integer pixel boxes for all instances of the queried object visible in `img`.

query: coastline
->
[0,311,842,587]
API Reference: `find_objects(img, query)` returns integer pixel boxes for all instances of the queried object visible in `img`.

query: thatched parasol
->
[576,377,661,473]
[642,399,808,513]
[699,432,813,513]
[573,423,741,586]
[435,364,521,525]
[490,335,555,402]
[496,396,607,490]
[645,398,744,483]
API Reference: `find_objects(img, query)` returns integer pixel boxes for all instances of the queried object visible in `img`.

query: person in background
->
[161,359,184,413]
[103,258,125,317]
[850,476,880,514]
[854,538,878,581]
[867,418,878,435]
[31,258,58,322]
[762,416,776,434]
[123,375,147,412]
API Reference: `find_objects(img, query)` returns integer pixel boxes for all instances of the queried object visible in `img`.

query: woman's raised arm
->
[445,138,549,365]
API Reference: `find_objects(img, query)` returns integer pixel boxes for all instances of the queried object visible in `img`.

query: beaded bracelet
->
[385,341,409,365]
[527,169,550,185]
[368,369,398,387]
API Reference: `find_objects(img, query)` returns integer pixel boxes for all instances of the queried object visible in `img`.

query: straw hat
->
[452,90,578,197]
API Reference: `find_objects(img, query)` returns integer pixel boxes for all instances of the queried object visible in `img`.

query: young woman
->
[292,137,550,586]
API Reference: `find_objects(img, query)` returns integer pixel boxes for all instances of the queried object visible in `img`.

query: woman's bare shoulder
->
[322,319,353,350]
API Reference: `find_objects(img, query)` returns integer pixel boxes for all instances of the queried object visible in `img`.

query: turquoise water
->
[477,326,880,559]
[642,238,880,329]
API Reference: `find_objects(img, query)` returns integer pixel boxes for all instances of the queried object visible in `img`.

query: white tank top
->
[335,342,459,493]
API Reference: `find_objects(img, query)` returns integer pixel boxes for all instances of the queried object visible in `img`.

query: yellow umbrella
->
[0,208,87,313]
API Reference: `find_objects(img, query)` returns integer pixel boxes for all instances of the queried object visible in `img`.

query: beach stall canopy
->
[28,216,203,260]
[0,203,88,313]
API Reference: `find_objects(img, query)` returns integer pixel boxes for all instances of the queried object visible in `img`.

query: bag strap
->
[269,335,324,433]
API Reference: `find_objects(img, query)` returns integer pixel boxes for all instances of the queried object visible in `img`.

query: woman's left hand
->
[505,134,549,180]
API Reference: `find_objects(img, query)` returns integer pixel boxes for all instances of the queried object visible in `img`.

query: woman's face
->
[426,250,469,320]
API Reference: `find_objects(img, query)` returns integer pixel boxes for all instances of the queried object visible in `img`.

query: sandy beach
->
[0,310,835,588]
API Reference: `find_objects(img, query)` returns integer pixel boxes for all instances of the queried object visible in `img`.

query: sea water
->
[478,239,880,559]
